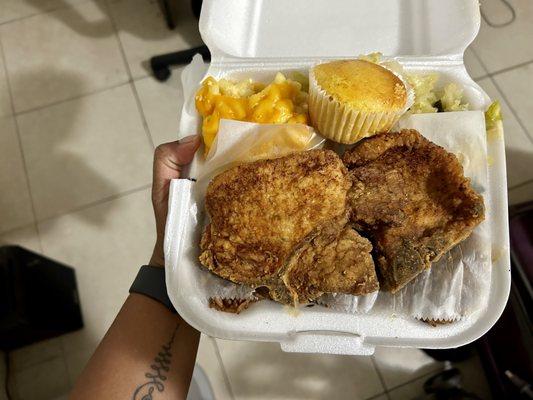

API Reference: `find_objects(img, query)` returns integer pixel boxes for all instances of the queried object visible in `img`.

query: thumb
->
[153,135,201,183]
[152,135,201,234]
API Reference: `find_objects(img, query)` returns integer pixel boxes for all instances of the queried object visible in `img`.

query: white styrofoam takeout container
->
[165,0,511,355]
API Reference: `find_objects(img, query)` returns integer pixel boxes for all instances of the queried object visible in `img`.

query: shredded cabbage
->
[358,52,383,63]
[358,53,470,114]
[290,71,309,92]
[440,83,469,112]
[406,73,440,113]
[358,52,404,76]
[485,101,502,130]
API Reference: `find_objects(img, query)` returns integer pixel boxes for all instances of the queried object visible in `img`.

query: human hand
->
[149,135,201,267]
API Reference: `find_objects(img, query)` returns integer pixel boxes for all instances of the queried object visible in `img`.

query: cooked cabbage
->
[406,73,440,114]
[358,53,470,114]
[358,52,383,63]
[440,83,469,112]
[290,71,309,92]
[485,101,502,130]
[359,52,405,76]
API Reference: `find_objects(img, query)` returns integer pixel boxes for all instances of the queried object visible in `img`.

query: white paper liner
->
[316,292,379,314]
[193,120,325,202]
[373,227,490,321]
[198,267,257,300]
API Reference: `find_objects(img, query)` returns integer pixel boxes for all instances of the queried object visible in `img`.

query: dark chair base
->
[150,45,210,82]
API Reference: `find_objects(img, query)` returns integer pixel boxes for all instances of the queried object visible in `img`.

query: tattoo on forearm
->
[132,323,180,400]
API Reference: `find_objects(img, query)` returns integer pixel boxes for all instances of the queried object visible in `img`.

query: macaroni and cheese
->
[195,73,308,155]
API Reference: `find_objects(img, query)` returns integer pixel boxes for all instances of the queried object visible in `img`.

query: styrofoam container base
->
[164,0,510,355]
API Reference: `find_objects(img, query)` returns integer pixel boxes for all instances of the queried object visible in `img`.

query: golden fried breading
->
[199,150,379,305]
[282,214,378,304]
[343,129,485,292]
[200,150,350,284]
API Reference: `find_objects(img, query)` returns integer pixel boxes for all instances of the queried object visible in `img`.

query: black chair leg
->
[150,45,210,81]
[161,0,175,30]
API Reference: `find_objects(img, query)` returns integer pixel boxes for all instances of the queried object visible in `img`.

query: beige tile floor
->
[0,0,532,398]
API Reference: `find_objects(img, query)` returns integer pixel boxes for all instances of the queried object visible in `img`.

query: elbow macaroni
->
[195,73,309,155]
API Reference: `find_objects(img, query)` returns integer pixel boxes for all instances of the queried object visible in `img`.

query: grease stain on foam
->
[487,121,503,143]
[284,305,301,317]
[491,246,507,263]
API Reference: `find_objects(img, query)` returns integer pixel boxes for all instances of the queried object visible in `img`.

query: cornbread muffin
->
[309,60,412,144]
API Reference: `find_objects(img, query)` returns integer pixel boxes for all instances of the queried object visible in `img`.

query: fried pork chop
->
[199,149,379,305]
[343,129,485,292]
[281,213,378,304]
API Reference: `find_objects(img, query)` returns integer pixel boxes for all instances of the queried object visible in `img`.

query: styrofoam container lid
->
[166,0,511,355]
[200,0,479,61]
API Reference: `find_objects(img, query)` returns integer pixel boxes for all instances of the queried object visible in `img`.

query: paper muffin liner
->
[308,63,414,144]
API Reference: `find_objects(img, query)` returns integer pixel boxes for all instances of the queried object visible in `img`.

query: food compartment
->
[166,52,510,355]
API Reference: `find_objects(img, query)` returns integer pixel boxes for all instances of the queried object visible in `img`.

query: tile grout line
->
[1,4,153,241]
[385,366,445,393]
[102,0,156,150]
[487,58,533,80]
[469,47,491,79]
[508,177,533,191]
[130,80,156,149]
[13,72,153,118]
[210,338,237,400]
[3,2,152,119]
[11,353,64,376]
[363,391,389,400]
[58,337,75,389]
[0,31,44,254]
[0,184,152,237]
[470,47,533,143]
[14,79,129,117]
[37,183,152,224]
[470,46,533,80]
[489,75,533,144]
[0,222,38,239]
[0,0,94,28]
[370,356,391,398]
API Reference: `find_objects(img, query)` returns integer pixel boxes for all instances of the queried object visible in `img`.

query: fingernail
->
[179,134,199,144]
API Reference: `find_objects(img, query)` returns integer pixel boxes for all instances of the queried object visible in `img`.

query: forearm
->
[70,293,200,400]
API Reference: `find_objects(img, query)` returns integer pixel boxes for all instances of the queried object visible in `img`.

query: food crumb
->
[420,318,455,327]
[208,297,259,313]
